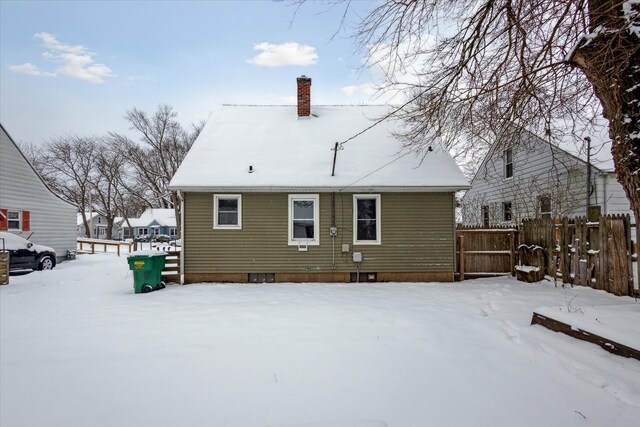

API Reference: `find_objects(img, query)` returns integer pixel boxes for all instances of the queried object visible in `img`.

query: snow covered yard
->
[1,254,640,427]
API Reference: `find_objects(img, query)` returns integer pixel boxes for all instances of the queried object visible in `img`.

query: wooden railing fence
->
[77,239,133,256]
[162,250,181,284]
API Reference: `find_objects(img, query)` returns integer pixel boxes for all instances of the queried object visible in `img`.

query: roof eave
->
[169,185,471,193]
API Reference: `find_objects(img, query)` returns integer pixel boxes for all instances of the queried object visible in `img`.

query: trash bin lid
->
[127,250,168,258]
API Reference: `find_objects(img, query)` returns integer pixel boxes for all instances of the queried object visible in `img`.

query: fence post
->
[91,242,95,254]
[509,231,515,276]
[459,234,465,281]
[625,214,633,296]
[117,244,121,257]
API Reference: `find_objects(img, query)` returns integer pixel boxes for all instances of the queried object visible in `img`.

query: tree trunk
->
[571,0,640,253]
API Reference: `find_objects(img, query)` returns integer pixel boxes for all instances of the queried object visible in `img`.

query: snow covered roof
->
[129,208,176,228]
[77,212,100,226]
[169,105,469,192]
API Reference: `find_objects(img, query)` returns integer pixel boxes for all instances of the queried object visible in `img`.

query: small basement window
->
[214,194,242,229]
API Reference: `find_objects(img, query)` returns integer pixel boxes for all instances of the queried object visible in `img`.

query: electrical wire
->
[338,152,412,192]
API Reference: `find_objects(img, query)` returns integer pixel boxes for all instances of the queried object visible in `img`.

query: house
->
[0,124,76,261]
[168,76,470,283]
[119,208,177,240]
[77,212,120,240]
[460,127,632,226]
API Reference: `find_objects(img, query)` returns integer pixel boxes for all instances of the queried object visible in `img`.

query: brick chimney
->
[297,75,311,118]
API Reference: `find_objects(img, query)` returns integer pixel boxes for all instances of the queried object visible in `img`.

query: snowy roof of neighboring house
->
[169,105,469,192]
[77,212,100,226]
[128,209,176,228]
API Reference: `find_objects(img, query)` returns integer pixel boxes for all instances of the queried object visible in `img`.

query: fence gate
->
[456,227,517,281]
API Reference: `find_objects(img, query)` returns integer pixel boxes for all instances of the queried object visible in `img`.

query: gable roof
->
[1,123,76,208]
[126,208,176,228]
[467,122,615,187]
[169,105,469,192]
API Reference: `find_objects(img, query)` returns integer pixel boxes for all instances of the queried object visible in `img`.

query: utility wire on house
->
[334,88,429,149]
[338,152,412,192]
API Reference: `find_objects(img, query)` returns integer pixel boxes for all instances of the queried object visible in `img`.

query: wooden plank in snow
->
[531,312,640,362]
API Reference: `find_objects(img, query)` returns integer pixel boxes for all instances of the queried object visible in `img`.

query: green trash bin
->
[127,251,168,294]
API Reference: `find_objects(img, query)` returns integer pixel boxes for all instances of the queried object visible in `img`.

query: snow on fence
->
[0,250,8,285]
[455,226,517,280]
[521,214,636,297]
[161,250,181,284]
[77,238,133,256]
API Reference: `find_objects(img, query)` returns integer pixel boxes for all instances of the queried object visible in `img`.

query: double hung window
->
[288,194,319,245]
[503,148,513,178]
[503,202,513,222]
[353,195,381,245]
[8,210,21,230]
[214,195,242,229]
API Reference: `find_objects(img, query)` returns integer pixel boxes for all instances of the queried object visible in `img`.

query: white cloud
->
[247,42,318,67]
[279,96,296,104]
[8,32,115,84]
[341,84,377,97]
[34,32,87,54]
[8,63,55,77]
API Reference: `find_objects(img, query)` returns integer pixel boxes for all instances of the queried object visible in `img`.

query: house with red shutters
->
[0,124,76,261]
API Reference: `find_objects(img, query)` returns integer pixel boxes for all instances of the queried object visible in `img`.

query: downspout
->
[178,190,185,285]
[330,192,337,270]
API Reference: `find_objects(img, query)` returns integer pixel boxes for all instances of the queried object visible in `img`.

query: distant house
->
[77,212,120,240]
[461,128,632,226]
[0,124,76,261]
[119,208,177,240]
[168,76,470,283]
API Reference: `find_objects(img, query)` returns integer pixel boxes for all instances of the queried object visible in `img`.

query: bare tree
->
[110,105,204,237]
[25,135,99,237]
[300,0,639,241]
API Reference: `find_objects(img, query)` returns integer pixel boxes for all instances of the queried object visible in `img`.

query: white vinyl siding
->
[0,126,76,260]
[461,132,633,226]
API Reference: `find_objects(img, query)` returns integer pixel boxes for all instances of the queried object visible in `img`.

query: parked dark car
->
[153,234,171,243]
[0,232,57,273]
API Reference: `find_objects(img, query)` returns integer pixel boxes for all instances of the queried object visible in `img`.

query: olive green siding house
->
[169,77,469,283]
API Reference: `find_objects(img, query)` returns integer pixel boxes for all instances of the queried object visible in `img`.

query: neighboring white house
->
[77,212,121,240]
[0,124,76,261]
[461,128,632,225]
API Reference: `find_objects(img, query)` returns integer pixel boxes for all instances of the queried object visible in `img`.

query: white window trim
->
[503,201,513,222]
[213,194,242,230]
[288,194,320,246]
[503,148,514,180]
[7,210,21,230]
[353,194,382,245]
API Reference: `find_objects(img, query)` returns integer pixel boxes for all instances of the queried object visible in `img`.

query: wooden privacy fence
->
[521,215,635,296]
[456,226,517,280]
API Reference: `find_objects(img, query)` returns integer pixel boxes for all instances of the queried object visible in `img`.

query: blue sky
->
[0,0,379,145]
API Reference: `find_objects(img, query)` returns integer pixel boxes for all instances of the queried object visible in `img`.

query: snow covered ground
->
[1,254,639,427]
